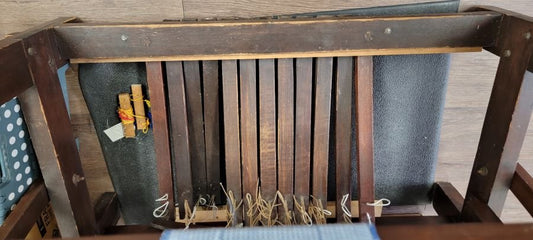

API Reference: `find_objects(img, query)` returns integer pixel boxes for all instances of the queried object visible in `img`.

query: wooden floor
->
[1,0,532,224]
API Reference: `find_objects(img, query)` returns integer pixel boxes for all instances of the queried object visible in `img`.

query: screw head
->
[27,47,36,56]
[477,167,489,176]
[525,32,531,40]
[503,50,511,57]
[364,31,373,41]
[121,34,128,41]
[384,27,392,34]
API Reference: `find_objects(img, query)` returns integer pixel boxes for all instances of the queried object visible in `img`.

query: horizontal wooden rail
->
[53,12,503,63]
[0,179,48,239]
[510,164,533,217]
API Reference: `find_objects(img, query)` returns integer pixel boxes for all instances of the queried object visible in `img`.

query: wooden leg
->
[462,16,533,221]
[510,164,533,217]
[20,30,97,237]
[94,192,120,233]
[432,182,463,221]
[355,56,375,223]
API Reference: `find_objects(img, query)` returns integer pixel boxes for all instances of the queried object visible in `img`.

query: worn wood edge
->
[510,164,533,217]
[0,179,48,239]
[1,17,77,46]
[55,12,501,28]
[172,200,382,223]
[68,47,482,63]
[94,192,120,233]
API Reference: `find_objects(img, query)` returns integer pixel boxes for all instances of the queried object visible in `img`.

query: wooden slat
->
[202,60,222,201]
[165,61,193,218]
[294,58,313,209]
[20,29,97,237]
[355,56,375,223]
[432,182,464,220]
[378,223,533,240]
[183,61,208,198]
[462,16,533,220]
[146,61,176,220]
[259,59,277,201]
[0,41,33,104]
[510,164,533,217]
[335,57,353,222]
[94,192,120,233]
[277,58,294,216]
[312,57,333,207]
[56,12,502,61]
[0,179,48,239]
[221,60,242,225]
[239,59,258,225]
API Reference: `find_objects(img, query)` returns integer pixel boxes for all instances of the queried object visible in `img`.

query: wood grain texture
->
[55,12,501,61]
[355,56,375,222]
[239,59,259,216]
[259,59,277,201]
[221,60,243,224]
[0,179,48,239]
[294,58,313,207]
[165,61,193,217]
[312,57,333,207]
[131,84,147,130]
[118,93,135,138]
[20,29,97,237]
[0,41,33,103]
[202,61,222,201]
[183,61,208,198]
[146,62,175,220]
[0,0,183,38]
[277,58,294,214]
[510,164,533,217]
[462,16,533,220]
[182,0,438,18]
[335,57,353,222]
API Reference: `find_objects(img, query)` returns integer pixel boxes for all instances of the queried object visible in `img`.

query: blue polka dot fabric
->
[0,97,40,225]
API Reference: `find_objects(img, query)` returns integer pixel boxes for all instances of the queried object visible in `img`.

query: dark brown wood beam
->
[462,14,533,220]
[19,30,98,237]
[355,56,375,223]
[0,179,48,239]
[0,41,33,104]
[94,192,120,233]
[510,164,533,217]
[53,12,503,63]
[146,62,176,220]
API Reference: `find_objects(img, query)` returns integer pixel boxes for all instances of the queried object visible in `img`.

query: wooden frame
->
[1,6,533,239]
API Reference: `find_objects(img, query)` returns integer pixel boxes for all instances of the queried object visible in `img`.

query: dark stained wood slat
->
[165,61,193,217]
[202,60,222,201]
[259,59,277,201]
[221,60,243,224]
[510,164,533,217]
[312,57,333,207]
[462,16,533,220]
[432,182,464,220]
[239,59,258,226]
[294,58,313,208]
[277,58,295,217]
[0,179,48,239]
[56,12,502,61]
[0,41,33,104]
[94,192,120,233]
[20,29,97,237]
[378,223,533,240]
[335,57,353,222]
[183,61,208,198]
[355,56,375,223]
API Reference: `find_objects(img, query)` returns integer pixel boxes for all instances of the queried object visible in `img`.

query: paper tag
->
[104,123,125,142]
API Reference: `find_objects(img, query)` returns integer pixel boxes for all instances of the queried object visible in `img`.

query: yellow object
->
[25,203,60,239]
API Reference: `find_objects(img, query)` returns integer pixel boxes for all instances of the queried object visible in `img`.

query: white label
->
[104,123,125,142]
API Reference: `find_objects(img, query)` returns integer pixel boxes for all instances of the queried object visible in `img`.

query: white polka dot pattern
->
[0,98,38,224]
